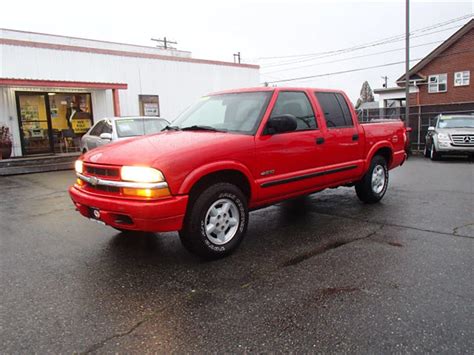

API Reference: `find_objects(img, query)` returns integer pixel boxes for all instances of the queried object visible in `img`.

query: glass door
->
[16,93,53,155]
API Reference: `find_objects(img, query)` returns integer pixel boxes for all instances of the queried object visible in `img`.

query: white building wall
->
[0,87,22,156]
[375,86,419,108]
[0,32,260,156]
[91,90,114,119]
[1,44,259,120]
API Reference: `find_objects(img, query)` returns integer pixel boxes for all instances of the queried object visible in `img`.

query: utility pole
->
[233,52,241,64]
[151,37,178,50]
[381,76,388,88]
[405,0,410,126]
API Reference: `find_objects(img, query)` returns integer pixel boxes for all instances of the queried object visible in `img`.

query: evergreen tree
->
[355,81,375,109]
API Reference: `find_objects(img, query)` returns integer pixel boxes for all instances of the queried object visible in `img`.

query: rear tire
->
[179,183,248,260]
[355,155,389,204]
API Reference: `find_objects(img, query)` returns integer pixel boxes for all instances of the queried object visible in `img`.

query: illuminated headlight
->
[75,160,83,174]
[121,166,165,183]
[437,133,450,141]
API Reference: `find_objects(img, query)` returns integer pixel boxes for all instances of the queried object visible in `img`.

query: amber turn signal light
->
[121,187,170,199]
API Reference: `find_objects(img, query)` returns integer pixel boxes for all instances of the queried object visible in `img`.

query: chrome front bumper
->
[76,173,169,189]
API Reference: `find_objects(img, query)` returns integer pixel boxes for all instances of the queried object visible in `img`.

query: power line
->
[262,48,474,84]
[261,40,443,75]
[258,13,472,62]
[261,23,467,69]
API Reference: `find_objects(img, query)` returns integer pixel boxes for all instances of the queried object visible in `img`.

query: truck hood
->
[82,131,254,168]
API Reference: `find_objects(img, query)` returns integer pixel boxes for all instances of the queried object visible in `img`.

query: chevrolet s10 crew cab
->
[70,87,408,259]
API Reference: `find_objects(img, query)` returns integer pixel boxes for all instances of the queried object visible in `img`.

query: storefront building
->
[0,29,260,157]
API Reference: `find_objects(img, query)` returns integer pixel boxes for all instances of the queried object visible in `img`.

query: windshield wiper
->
[163,125,181,131]
[180,125,227,132]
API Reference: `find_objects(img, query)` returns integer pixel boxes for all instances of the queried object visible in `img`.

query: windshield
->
[172,92,272,134]
[437,116,474,129]
[115,118,168,138]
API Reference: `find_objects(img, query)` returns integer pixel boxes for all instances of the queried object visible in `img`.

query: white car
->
[80,116,169,153]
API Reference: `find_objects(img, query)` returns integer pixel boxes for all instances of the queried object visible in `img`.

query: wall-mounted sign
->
[139,95,160,117]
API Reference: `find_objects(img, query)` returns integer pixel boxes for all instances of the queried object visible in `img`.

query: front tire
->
[430,144,441,161]
[424,144,430,158]
[355,155,389,204]
[179,183,248,259]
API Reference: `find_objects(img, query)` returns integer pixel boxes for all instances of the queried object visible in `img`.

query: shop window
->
[17,92,93,155]
[49,93,93,153]
[454,71,470,86]
[428,74,447,93]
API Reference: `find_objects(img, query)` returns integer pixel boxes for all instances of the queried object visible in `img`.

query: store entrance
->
[16,92,93,155]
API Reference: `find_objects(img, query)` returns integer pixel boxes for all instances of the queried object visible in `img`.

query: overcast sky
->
[1,0,472,102]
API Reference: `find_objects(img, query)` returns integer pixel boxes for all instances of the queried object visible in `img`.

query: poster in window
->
[139,95,160,117]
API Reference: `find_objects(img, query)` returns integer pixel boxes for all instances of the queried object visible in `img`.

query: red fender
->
[178,160,257,197]
[365,141,394,169]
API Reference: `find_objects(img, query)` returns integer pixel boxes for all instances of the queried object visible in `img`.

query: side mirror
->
[266,114,298,134]
[428,127,435,132]
[99,133,112,140]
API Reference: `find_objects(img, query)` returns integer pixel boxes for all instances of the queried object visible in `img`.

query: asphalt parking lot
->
[1,156,473,353]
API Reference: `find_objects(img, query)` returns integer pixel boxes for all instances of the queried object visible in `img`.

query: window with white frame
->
[428,74,447,93]
[454,71,470,86]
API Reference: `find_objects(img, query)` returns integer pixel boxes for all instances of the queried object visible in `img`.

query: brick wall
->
[410,28,474,106]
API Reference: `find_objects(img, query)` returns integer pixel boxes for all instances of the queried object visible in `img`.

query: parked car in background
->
[80,116,169,153]
[424,114,474,160]
[70,87,408,259]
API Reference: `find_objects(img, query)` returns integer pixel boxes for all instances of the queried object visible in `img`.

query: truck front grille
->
[85,165,120,178]
[82,163,121,195]
[451,134,474,147]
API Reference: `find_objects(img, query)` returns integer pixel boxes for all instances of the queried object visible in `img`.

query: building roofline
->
[0,78,128,90]
[396,18,473,83]
[374,86,407,94]
[0,27,191,54]
[0,33,259,70]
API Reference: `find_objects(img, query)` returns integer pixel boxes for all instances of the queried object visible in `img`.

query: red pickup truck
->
[70,87,407,259]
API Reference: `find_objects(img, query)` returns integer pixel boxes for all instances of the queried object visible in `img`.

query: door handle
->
[352,134,359,141]
[316,137,325,145]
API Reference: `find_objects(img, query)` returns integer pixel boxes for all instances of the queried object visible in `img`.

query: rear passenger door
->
[314,91,364,179]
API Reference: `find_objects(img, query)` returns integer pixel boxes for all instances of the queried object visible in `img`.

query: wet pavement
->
[1,156,473,353]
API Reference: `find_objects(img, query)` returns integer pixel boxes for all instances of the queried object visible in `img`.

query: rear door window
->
[315,92,353,128]
[335,93,354,127]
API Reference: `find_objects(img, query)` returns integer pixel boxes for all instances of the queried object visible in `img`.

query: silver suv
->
[424,114,474,160]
